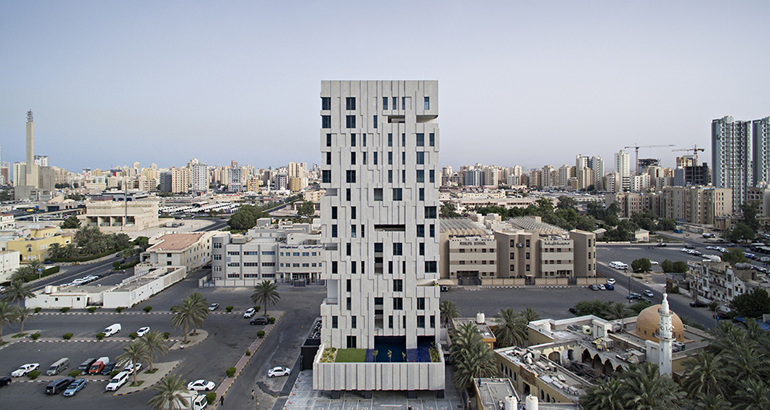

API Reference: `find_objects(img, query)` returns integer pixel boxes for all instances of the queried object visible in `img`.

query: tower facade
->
[753,117,770,187]
[658,293,674,376]
[615,150,630,191]
[712,116,751,211]
[24,111,38,188]
[319,80,440,353]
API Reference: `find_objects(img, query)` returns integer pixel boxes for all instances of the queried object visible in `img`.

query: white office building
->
[615,150,631,191]
[315,81,444,396]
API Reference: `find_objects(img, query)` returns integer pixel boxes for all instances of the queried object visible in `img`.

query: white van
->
[609,261,628,270]
[46,357,70,376]
[105,371,130,391]
[180,392,208,410]
[103,323,122,337]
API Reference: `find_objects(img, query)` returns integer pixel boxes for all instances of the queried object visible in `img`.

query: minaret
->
[25,110,38,188]
[658,293,674,376]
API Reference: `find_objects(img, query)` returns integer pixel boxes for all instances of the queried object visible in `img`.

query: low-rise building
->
[142,232,215,272]
[0,250,21,283]
[81,199,160,232]
[0,214,15,230]
[6,226,72,262]
[691,261,770,310]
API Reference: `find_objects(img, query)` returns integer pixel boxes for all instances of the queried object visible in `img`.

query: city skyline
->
[2,1,769,172]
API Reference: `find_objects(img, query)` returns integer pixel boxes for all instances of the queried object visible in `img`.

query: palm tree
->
[10,266,32,281]
[621,362,683,409]
[604,302,628,320]
[0,303,20,342]
[147,375,189,410]
[731,378,770,410]
[140,331,169,371]
[450,322,483,366]
[580,377,626,410]
[170,294,208,342]
[439,300,459,329]
[116,341,150,386]
[493,308,526,348]
[47,243,62,259]
[1,279,36,307]
[521,306,540,323]
[722,340,767,384]
[15,307,33,335]
[251,280,280,316]
[451,340,498,391]
[693,393,731,410]
[27,260,42,276]
[682,351,727,399]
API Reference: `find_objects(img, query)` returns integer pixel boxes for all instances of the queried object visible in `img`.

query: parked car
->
[606,278,616,285]
[690,301,708,308]
[187,379,216,391]
[45,377,74,395]
[440,286,449,292]
[11,363,39,377]
[101,362,117,376]
[655,242,667,247]
[105,371,130,391]
[598,284,606,291]
[63,378,87,397]
[46,357,70,376]
[267,366,291,378]
[208,303,220,311]
[123,362,143,374]
[650,260,659,265]
[136,327,150,337]
[713,312,732,320]
[250,316,269,325]
[0,377,11,387]
[627,293,642,300]
[588,284,599,291]
[243,308,256,318]
[605,283,615,290]
[644,290,654,298]
[77,358,96,373]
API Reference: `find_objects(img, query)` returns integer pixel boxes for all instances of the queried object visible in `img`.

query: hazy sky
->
[2,1,769,174]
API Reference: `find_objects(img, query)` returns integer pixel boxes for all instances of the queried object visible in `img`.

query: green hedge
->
[49,246,130,263]
[16,266,61,283]
[225,367,236,378]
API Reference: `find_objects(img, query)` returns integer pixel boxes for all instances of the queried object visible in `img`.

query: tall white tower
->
[658,293,674,376]
[615,150,631,191]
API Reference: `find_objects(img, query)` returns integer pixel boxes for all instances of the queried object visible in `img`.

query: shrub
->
[112,261,121,270]
[27,370,41,380]
[268,317,275,324]
[59,307,70,313]
[62,333,73,340]
[68,370,81,377]
[254,306,260,312]
[225,306,233,312]
[96,332,105,340]
[129,332,138,340]
[245,349,251,356]
[205,393,217,404]
[226,367,236,378]
[162,332,170,339]
[143,306,152,313]
[116,307,125,313]
[34,307,42,313]
[87,306,98,313]
[30,332,41,340]
[257,330,265,338]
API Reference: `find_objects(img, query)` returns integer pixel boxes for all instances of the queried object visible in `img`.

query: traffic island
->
[113,360,182,396]
[170,329,208,350]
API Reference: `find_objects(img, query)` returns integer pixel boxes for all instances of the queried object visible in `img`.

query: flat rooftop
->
[440,217,487,236]
[475,378,518,409]
[148,232,207,251]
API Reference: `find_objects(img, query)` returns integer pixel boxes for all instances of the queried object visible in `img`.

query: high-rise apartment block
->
[316,81,444,395]
[615,150,631,191]
[753,117,770,187]
[712,116,751,211]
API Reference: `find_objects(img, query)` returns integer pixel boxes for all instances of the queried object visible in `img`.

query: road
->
[29,257,124,292]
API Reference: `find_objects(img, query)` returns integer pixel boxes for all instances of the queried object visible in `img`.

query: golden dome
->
[635,303,685,342]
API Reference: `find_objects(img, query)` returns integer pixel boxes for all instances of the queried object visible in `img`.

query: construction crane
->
[624,144,676,175]
[672,145,706,166]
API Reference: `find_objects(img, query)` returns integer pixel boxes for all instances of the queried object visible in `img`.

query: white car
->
[105,371,129,391]
[598,284,606,291]
[123,362,143,374]
[606,278,616,285]
[644,290,655,298]
[243,308,256,318]
[11,363,39,377]
[187,379,216,391]
[650,260,659,265]
[136,327,150,337]
[267,366,291,378]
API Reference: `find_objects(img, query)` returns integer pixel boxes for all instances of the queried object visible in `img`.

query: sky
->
[1,1,769,175]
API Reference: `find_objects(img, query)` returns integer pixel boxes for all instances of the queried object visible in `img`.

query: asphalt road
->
[29,257,123,292]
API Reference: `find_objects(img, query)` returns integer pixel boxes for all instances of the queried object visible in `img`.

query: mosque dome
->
[635,303,685,342]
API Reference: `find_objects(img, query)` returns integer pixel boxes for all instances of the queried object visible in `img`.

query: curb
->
[212,312,284,409]
[113,360,183,396]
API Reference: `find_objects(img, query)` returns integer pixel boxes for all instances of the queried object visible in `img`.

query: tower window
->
[346,115,356,128]
[346,97,356,110]
[321,97,331,110]
[424,97,430,110]
[382,97,388,110]
[322,116,331,128]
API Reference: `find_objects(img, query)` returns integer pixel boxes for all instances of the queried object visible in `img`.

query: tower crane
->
[672,145,706,166]
[624,144,676,175]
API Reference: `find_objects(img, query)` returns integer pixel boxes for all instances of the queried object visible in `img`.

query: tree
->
[116,341,150,386]
[133,236,150,250]
[61,215,81,229]
[139,331,169,372]
[661,259,674,273]
[440,202,461,218]
[1,279,35,306]
[726,222,756,243]
[741,201,760,232]
[556,196,577,210]
[631,258,652,273]
[493,308,526,348]
[733,288,770,318]
[621,362,683,409]
[250,280,281,316]
[682,351,727,399]
[722,248,749,265]
[732,378,770,410]
[15,307,33,334]
[0,302,19,342]
[295,201,316,218]
[47,243,62,259]
[439,300,459,329]
[521,307,540,323]
[580,378,626,410]
[147,375,189,410]
[451,340,498,392]
[170,293,209,343]
[657,218,677,231]
[672,261,689,273]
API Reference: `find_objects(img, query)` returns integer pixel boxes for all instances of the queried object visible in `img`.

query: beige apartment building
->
[141,232,215,272]
[82,199,159,232]
[661,187,732,225]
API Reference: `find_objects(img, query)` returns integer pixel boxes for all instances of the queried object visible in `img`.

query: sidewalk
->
[213,311,284,408]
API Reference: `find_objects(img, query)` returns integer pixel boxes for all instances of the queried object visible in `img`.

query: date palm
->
[451,339,497,391]
[580,377,625,410]
[147,375,189,410]
[171,293,208,342]
[251,280,280,316]
[693,393,731,410]
[439,300,459,329]
[521,306,540,323]
[0,302,20,342]
[732,378,770,410]
[15,307,33,334]
[622,362,683,410]
[450,321,483,366]
[682,351,727,399]
[47,243,62,259]
[722,341,767,384]
[116,341,150,387]
[1,279,35,307]
[493,307,526,348]
[10,266,32,281]
[139,331,169,371]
